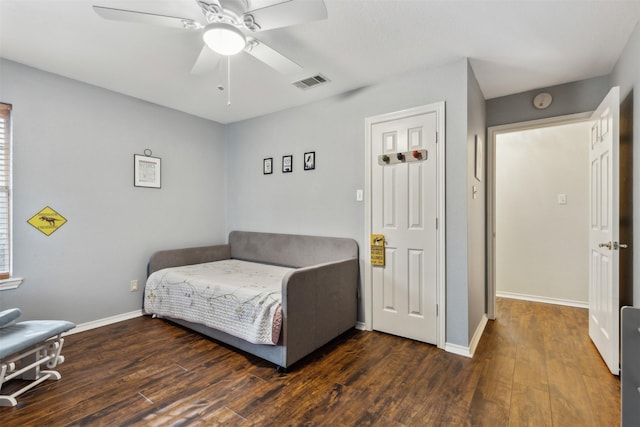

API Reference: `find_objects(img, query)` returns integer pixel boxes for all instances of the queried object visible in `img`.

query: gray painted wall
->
[610,22,639,307]
[0,59,227,323]
[466,63,487,342]
[0,56,486,349]
[226,59,477,347]
[486,75,611,127]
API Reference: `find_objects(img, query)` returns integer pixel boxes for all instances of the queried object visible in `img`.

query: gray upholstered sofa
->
[146,231,359,370]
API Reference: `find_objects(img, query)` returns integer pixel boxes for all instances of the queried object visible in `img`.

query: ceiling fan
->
[93,0,327,75]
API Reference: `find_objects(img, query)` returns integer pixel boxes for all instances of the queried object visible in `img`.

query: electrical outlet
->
[130,280,138,292]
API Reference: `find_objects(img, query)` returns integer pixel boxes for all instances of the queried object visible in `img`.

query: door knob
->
[599,242,612,250]
[614,242,629,250]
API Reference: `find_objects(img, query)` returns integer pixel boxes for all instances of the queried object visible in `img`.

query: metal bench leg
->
[0,335,66,406]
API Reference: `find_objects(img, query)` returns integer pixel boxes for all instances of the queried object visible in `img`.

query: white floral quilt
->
[144,259,293,345]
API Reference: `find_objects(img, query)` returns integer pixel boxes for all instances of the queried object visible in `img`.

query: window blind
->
[0,103,11,279]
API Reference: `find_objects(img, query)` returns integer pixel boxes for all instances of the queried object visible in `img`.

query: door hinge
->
[436,304,439,316]
[435,131,439,143]
[436,217,439,229]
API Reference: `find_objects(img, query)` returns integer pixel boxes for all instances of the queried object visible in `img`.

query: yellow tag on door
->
[371,234,385,266]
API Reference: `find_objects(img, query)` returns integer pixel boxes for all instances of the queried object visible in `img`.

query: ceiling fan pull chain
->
[227,56,232,107]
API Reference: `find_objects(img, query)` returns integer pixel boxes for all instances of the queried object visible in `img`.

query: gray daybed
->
[145,231,359,370]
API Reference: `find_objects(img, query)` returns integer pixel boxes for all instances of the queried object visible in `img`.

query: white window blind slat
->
[0,103,12,278]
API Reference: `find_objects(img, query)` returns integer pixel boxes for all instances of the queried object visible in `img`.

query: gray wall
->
[0,56,486,349]
[466,63,487,342]
[610,22,639,306]
[486,75,611,127]
[226,58,477,347]
[0,59,227,323]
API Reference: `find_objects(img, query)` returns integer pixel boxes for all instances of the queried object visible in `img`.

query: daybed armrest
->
[281,258,359,366]
[148,244,231,275]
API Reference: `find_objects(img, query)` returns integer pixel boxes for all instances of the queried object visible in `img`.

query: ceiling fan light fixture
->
[203,22,246,56]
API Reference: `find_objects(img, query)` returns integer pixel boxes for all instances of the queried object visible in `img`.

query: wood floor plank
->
[468,353,515,424]
[582,373,621,427]
[546,350,597,427]
[385,352,479,425]
[0,299,620,426]
[327,335,447,426]
[468,359,513,427]
[512,345,548,392]
[127,380,251,426]
[508,381,553,427]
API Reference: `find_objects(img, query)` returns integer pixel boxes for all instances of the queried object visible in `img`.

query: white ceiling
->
[1,0,639,124]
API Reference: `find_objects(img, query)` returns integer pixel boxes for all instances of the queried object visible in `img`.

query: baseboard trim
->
[469,314,488,356]
[497,291,588,309]
[445,342,472,358]
[64,309,144,336]
[444,313,488,358]
[355,321,367,331]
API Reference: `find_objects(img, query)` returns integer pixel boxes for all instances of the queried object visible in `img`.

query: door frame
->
[363,102,446,349]
[486,112,592,319]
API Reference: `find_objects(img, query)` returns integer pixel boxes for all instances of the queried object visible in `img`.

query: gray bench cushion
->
[0,308,22,328]
[0,320,75,359]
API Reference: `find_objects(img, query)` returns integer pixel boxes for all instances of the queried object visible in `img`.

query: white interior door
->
[368,105,442,344]
[589,86,620,375]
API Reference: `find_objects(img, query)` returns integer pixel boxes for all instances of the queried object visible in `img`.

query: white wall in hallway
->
[496,121,591,304]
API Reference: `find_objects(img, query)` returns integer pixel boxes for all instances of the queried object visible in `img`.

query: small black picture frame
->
[304,151,316,170]
[263,157,273,175]
[282,155,293,173]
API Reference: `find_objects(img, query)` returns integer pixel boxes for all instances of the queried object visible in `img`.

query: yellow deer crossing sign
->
[27,206,67,236]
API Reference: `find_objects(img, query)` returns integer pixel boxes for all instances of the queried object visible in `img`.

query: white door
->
[368,105,442,344]
[589,86,620,375]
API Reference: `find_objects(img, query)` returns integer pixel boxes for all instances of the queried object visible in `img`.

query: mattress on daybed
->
[144,259,294,345]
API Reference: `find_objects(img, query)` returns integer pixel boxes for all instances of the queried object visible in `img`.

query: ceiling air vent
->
[292,74,330,90]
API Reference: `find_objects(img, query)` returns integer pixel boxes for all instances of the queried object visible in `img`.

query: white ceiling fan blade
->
[191,45,222,75]
[93,6,202,30]
[245,39,302,74]
[242,0,327,32]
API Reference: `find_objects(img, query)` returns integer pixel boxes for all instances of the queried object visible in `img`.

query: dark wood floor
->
[0,298,620,426]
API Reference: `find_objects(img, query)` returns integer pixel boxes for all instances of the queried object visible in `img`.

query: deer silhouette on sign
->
[39,216,58,226]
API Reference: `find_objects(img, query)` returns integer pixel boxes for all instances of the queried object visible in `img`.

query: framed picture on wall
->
[134,154,161,188]
[263,157,273,175]
[282,155,293,173]
[304,151,315,170]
